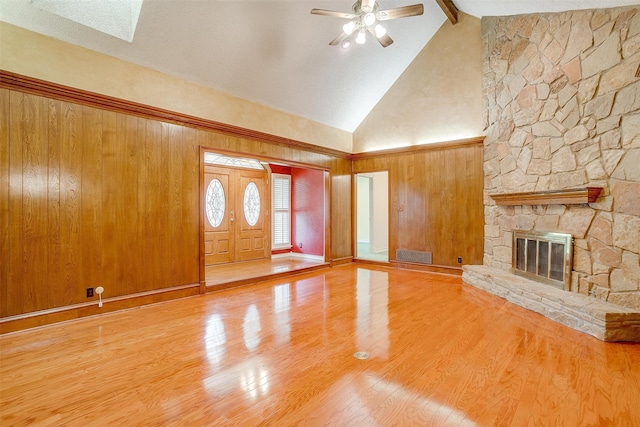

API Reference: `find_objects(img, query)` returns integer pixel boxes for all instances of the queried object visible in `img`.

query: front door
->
[236,169,268,262]
[204,165,269,265]
[204,167,233,265]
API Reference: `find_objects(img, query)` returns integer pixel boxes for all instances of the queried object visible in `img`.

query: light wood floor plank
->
[205,255,326,287]
[2,265,640,426]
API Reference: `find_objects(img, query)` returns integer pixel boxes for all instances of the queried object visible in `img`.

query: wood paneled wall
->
[1,89,200,317]
[0,82,352,319]
[352,139,484,269]
[0,71,483,321]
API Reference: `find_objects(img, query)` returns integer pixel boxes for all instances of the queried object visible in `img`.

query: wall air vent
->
[396,249,432,264]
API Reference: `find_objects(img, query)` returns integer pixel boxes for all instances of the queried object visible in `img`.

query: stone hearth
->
[463,265,640,342]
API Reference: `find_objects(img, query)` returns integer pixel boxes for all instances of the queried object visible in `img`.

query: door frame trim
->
[198,146,331,292]
[352,170,390,263]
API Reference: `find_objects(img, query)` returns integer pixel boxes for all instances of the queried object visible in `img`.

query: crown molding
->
[351,136,485,160]
[0,70,352,160]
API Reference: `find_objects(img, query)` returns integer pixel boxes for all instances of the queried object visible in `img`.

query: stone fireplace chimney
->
[481,6,640,311]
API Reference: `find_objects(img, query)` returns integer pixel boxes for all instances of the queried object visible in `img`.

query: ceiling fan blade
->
[367,27,394,48]
[376,4,424,21]
[329,32,348,46]
[310,8,357,19]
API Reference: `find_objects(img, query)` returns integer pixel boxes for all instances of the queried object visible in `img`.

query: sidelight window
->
[272,174,291,249]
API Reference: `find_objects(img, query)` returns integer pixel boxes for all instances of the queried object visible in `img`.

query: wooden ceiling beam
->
[436,0,459,24]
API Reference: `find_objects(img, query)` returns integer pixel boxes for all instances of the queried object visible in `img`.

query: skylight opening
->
[31,0,143,42]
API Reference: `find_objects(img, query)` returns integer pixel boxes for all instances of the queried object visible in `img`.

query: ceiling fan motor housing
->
[353,0,379,14]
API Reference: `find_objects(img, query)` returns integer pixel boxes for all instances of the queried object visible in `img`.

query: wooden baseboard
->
[331,256,353,266]
[390,261,463,276]
[353,258,390,266]
[0,284,201,335]
[271,249,293,256]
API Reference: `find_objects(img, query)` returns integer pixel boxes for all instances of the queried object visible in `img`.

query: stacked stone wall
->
[482,6,640,309]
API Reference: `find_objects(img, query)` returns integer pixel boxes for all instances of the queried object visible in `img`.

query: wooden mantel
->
[490,187,603,206]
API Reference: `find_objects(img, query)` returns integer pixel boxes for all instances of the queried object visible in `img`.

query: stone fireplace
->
[463,5,640,341]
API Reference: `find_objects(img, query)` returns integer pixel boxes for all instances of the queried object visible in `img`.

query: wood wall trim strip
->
[0,70,351,160]
[391,261,463,276]
[0,89,9,317]
[351,136,484,160]
[353,259,391,267]
[490,187,603,206]
[330,256,354,266]
[0,283,201,334]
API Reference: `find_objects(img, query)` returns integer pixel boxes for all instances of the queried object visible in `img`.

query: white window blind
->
[272,174,291,249]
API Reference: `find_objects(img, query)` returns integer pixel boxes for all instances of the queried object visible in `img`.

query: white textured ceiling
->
[1,0,639,132]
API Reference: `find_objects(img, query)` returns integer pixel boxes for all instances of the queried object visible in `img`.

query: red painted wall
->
[269,164,291,175]
[291,168,324,256]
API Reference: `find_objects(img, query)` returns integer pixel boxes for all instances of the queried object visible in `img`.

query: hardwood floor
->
[205,255,328,288]
[2,265,639,426]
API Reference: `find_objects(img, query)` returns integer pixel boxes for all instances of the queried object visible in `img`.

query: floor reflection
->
[243,304,262,351]
[204,313,226,365]
[273,283,291,345]
[203,356,271,403]
[240,362,270,402]
[356,268,389,359]
[362,375,477,426]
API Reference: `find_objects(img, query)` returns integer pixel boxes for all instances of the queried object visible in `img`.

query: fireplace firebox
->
[512,231,573,290]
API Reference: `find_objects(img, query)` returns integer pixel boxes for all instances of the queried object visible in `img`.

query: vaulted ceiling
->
[1,0,638,132]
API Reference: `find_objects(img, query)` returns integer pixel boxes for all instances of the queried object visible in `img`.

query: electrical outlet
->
[457,257,462,264]
[86,287,94,298]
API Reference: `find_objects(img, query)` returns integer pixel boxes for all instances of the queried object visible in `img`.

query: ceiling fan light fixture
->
[341,39,351,49]
[311,1,424,49]
[343,20,356,35]
[363,12,376,26]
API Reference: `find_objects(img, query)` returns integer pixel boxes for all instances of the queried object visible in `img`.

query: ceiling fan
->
[311,0,424,49]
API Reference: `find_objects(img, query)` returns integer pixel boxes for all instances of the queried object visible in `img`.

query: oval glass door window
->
[243,182,260,226]
[205,179,225,227]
